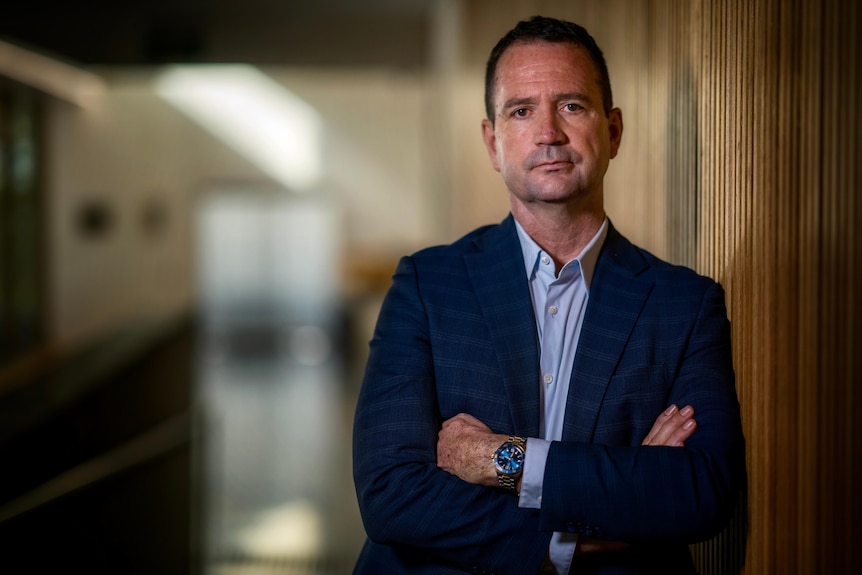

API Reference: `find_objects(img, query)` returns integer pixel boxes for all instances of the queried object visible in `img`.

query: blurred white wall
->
[44,67,434,346]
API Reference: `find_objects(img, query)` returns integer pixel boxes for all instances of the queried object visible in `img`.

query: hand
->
[641,404,696,447]
[437,413,508,486]
[578,404,697,556]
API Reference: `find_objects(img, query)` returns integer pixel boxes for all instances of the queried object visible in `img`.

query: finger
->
[442,413,481,429]
[642,404,678,445]
[653,414,696,447]
[650,405,694,445]
[441,414,466,430]
[670,418,696,446]
[643,405,696,446]
[449,413,494,433]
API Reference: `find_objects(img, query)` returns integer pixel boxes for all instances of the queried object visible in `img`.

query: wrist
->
[492,436,527,492]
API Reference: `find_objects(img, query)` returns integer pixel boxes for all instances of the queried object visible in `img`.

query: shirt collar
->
[513,216,608,291]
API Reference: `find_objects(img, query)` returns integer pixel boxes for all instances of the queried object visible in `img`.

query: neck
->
[510,198,605,272]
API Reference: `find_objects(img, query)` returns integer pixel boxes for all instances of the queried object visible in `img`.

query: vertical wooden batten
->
[689,0,860,572]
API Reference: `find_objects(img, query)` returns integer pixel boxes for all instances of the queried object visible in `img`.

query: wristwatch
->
[493,436,527,492]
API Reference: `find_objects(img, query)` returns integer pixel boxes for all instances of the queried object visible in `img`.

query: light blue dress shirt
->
[514,217,609,574]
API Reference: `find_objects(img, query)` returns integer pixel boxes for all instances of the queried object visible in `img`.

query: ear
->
[481,118,501,172]
[608,108,623,159]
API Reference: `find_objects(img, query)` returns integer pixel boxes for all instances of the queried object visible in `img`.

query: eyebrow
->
[500,96,537,111]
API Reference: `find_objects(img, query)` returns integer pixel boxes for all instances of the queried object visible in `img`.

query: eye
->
[513,108,529,117]
[563,103,583,113]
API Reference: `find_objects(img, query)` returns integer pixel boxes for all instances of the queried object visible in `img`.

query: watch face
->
[494,442,525,475]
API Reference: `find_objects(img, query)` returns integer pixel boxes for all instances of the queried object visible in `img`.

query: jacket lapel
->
[465,216,541,438]
[562,225,654,442]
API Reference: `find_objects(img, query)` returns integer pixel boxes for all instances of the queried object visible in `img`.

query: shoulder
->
[640,246,714,286]
[388,216,520,296]
[409,216,515,262]
[601,225,722,296]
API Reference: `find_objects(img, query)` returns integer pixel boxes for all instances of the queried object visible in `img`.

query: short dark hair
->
[484,16,614,122]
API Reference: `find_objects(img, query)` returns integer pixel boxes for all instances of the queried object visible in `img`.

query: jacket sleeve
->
[539,282,746,543]
[352,256,549,573]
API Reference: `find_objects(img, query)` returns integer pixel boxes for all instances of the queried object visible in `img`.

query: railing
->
[0,315,197,574]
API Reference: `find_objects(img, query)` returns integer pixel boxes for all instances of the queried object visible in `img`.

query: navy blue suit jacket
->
[352,216,745,574]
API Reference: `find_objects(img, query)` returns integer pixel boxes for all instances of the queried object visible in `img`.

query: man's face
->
[482,41,622,210]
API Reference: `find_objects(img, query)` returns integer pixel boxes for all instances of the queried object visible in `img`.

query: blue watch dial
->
[494,442,525,475]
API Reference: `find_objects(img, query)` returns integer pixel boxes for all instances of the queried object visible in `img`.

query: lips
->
[534,160,573,171]
[538,161,571,168]
[528,151,576,171]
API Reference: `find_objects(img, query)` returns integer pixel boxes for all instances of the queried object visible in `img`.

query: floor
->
[194,303,377,575]
[192,193,375,574]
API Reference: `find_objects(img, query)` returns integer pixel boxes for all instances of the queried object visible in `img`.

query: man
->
[352,15,745,575]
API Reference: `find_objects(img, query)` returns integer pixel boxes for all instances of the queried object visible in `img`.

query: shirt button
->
[541,255,551,266]
[548,305,558,315]
[544,374,553,384]
[537,496,542,505]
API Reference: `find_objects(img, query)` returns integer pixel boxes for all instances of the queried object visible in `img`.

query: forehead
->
[492,41,601,105]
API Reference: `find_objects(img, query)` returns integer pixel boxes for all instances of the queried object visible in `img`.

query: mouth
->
[534,161,573,171]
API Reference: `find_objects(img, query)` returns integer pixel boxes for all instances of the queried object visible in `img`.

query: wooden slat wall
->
[693,0,860,573]
[453,1,860,572]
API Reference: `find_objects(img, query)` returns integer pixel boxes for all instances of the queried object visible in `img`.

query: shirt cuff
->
[518,437,550,509]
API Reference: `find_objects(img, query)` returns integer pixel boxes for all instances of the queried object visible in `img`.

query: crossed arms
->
[353,252,745,571]
[436,404,697,555]
[437,403,697,488]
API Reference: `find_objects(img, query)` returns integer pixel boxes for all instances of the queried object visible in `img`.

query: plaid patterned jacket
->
[352,215,745,575]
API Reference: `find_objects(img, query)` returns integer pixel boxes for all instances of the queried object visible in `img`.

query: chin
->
[533,186,589,204]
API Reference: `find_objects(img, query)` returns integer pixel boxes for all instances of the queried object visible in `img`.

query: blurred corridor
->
[0,2,438,572]
[194,191,366,573]
[1,1,860,574]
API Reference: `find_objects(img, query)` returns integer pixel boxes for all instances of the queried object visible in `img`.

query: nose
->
[534,107,566,145]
